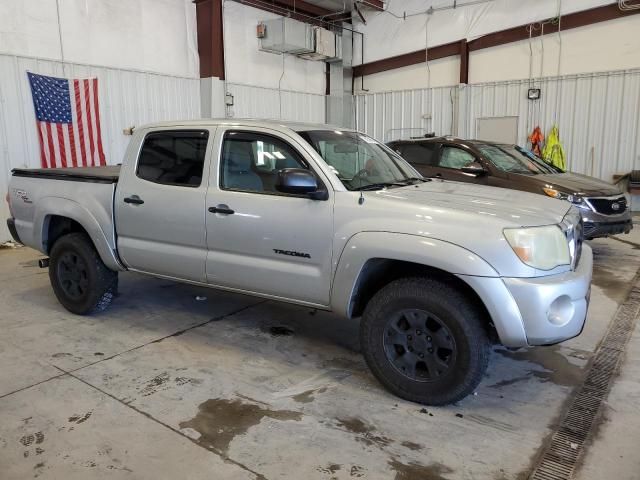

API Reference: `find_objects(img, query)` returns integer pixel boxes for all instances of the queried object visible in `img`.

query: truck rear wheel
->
[49,232,118,315]
[360,277,490,405]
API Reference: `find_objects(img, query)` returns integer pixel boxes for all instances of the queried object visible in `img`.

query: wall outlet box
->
[422,113,432,119]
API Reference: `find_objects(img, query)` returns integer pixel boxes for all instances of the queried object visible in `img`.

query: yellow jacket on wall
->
[542,125,566,171]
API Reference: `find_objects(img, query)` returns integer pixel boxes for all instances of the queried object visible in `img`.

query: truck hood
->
[374,179,570,227]
[334,179,574,278]
[512,172,622,197]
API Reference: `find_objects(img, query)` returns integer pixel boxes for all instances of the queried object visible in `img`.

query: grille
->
[529,281,640,480]
[587,196,627,215]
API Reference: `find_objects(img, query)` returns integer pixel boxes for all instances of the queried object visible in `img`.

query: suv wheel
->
[360,277,490,405]
[49,232,118,315]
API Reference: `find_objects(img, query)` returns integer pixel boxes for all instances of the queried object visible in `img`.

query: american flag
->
[27,72,106,168]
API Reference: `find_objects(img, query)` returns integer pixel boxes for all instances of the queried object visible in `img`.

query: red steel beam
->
[354,2,640,78]
[353,41,461,77]
[194,0,225,79]
[468,3,638,51]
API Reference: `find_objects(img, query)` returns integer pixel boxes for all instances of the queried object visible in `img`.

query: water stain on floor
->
[179,398,302,453]
[493,345,586,387]
[388,458,453,480]
[292,387,327,403]
[335,417,392,448]
[591,265,634,303]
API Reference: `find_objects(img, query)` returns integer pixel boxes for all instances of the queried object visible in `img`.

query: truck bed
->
[12,166,120,184]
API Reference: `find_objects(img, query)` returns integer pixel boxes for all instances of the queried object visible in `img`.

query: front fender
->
[330,231,499,318]
[34,197,123,271]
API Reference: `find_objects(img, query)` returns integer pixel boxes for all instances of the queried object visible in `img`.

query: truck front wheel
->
[360,277,490,405]
[49,232,118,315]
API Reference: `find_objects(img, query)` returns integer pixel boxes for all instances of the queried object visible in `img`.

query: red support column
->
[195,0,225,79]
[459,38,469,84]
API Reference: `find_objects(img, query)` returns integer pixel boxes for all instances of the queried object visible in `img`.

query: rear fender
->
[35,197,123,271]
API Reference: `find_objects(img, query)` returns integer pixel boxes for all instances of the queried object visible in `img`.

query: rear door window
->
[137,130,209,187]
[398,143,439,166]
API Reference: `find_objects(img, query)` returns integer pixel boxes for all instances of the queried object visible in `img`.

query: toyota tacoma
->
[6,119,592,405]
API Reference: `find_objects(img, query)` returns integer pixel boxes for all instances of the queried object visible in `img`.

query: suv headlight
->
[503,225,570,270]
[542,187,590,210]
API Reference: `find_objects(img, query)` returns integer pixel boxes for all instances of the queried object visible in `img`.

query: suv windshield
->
[478,144,559,175]
[298,130,421,190]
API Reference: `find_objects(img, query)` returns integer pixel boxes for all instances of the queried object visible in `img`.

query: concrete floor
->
[0,233,639,480]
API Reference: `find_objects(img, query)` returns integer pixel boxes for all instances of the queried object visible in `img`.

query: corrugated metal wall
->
[355,68,640,182]
[226,82,326,124]
[460,69,640,182]
[355,86,458,142]
[0,54,201,242]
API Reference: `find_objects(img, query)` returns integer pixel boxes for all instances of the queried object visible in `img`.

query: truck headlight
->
[503,225,570,270]
[542,187,590,210]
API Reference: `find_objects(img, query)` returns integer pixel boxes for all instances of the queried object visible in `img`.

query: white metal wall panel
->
[355,86,457,142]
[226,82,325,124]
[460,69,640,181]
[355,69,640,183]
[0,54,200,243]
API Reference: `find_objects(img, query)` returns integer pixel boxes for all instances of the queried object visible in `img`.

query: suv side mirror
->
[461,161,487,176]
[276,168,328,200]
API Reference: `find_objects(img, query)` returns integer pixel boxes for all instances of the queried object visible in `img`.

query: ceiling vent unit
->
[298,27,339,61]
[259,18,313,54]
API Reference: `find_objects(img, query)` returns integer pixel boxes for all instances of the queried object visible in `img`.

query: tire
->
[360,277,490,405]
[49,232,118,315]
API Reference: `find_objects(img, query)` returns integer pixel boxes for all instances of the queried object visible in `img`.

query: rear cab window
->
[136,130,209,187]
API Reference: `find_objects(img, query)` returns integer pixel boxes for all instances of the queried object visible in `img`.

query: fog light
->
[548,295,574,326]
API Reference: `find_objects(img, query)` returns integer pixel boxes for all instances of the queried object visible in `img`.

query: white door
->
[205,127,334,306]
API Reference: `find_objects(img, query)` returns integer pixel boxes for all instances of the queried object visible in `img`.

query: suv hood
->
[516,172,621,197]
[376,179,570,227]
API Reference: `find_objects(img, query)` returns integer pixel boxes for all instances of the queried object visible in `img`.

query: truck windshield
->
[298,130,422,190]
[478,144,559,175]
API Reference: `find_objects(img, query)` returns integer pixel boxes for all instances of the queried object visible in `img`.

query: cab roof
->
[139,118,357,134]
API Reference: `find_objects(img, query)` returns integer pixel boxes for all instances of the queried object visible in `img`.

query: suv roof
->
[390,137,512,148]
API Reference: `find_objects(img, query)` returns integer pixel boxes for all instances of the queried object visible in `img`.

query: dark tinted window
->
[220,131,307,194]
[438,146,476,169]
[477,144,561,174]
[398,143,439,166]
[137,130,208,186]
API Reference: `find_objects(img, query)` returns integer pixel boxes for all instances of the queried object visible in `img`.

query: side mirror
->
[461,161,487,176]
[275,168,328,200]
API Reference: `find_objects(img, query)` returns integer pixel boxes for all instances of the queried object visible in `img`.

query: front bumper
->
[580,207,633,239]
[459,244,593,348]
[502,244,592,346]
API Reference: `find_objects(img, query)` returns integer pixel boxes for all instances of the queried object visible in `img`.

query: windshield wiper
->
[398,177,430,184]
[351,182,407,191]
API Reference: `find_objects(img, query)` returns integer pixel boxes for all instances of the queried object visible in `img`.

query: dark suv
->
[387,137,633,239]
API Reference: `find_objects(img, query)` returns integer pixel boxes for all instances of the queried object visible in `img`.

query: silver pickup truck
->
[6,119,592,405]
